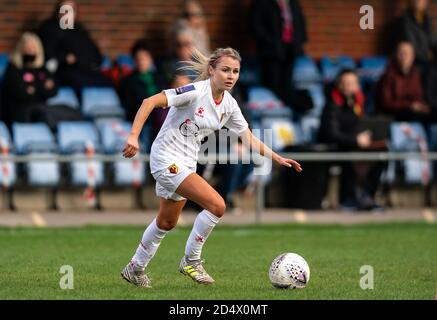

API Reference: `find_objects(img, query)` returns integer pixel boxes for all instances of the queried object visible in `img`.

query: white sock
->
[131,218,168,270]
[185,209,220,261]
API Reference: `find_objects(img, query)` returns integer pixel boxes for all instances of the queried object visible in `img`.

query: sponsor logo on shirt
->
[179,118,200,137]
[168,163,179,174]
[195,106,205,118]
[175,84,195,95]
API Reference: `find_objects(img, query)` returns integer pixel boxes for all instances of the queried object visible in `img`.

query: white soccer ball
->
[269,253,310,289]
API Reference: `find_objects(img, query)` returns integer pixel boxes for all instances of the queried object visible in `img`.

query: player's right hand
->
[122,134,139,158]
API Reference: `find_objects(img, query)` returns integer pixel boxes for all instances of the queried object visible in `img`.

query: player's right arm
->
[122,92,168,158]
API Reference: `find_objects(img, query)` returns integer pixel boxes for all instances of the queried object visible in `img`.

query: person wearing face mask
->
[377,41,434,122]
[0,32,58,128]
[318,69,384,211]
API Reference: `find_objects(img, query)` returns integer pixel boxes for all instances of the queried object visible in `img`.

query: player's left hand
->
[276,156,302,172]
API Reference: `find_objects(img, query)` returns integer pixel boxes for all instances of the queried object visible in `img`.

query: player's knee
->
[208,199,226,218]
[156,218,177,231]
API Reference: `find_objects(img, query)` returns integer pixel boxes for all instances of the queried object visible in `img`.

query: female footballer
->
[121,47,302,287]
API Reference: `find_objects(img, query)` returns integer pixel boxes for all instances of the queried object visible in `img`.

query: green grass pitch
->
[0,223,436,300]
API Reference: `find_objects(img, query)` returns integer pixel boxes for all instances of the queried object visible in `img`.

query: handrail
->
[1,152,437,162]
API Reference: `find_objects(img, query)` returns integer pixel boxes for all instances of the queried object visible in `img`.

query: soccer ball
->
[269,253,310,289]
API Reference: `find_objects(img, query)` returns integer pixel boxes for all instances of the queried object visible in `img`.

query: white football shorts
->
[151,162,197,201]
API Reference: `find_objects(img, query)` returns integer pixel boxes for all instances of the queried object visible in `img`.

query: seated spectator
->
[377,41,434,121]
[172,0,211,55]
[0,32,57,127]
[119,39,164,153]
[38,1,111,97]
[396,0,437,73]
[318,69,385,211]
[119,39,161,122]
[159,29,197,86]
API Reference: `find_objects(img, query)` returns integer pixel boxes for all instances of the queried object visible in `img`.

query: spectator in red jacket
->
[377,41,432,121]
[319,69,384,211]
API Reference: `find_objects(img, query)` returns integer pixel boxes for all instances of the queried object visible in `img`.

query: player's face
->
[210,56,240,91]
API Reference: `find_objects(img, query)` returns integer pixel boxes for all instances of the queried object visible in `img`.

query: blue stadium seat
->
[12,123,56,154]
[58,121,100,153]
[97,119,145,186]
[359,56,388,83]
[117,54,135,69]
[101,55,112,70]
[12,123,59,186]
[301,83,326,117]
[320,55,356,83]
[97,119,131,154]
[260,118,304,152]
[292,55,321,85]
[81,87,125,118]
[389,122,432,184]
[300,115,321,144]
[0,53,8,82]
[247,86,293,127]
[0,121,16,186]
[247,86,285,110]
[57,121,104,186]
[47,86,80,109]
[0,121,12,147]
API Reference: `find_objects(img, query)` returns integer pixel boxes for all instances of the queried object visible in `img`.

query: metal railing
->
[1,151,436,222]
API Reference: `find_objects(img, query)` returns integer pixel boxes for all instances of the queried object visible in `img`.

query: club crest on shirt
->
[179,118,200,137]
[175,84,195,95]
[195,106,205,118]
[168,163,179,174]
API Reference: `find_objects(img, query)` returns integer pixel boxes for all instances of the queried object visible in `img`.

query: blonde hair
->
[10,32,45,69]
[181,47,242,82]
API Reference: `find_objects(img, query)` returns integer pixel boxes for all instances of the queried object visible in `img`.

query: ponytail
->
[179,47,242,82]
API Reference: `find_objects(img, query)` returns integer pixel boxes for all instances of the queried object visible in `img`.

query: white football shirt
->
[149,79,249,173]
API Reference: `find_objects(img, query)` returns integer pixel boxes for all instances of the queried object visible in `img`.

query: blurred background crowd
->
[0,0,436,213]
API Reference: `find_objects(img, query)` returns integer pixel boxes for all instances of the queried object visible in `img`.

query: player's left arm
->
[239,128,302,172]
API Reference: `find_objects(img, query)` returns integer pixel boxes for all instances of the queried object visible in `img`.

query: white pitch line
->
[422,209,435,224]
[30,211,47,227]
